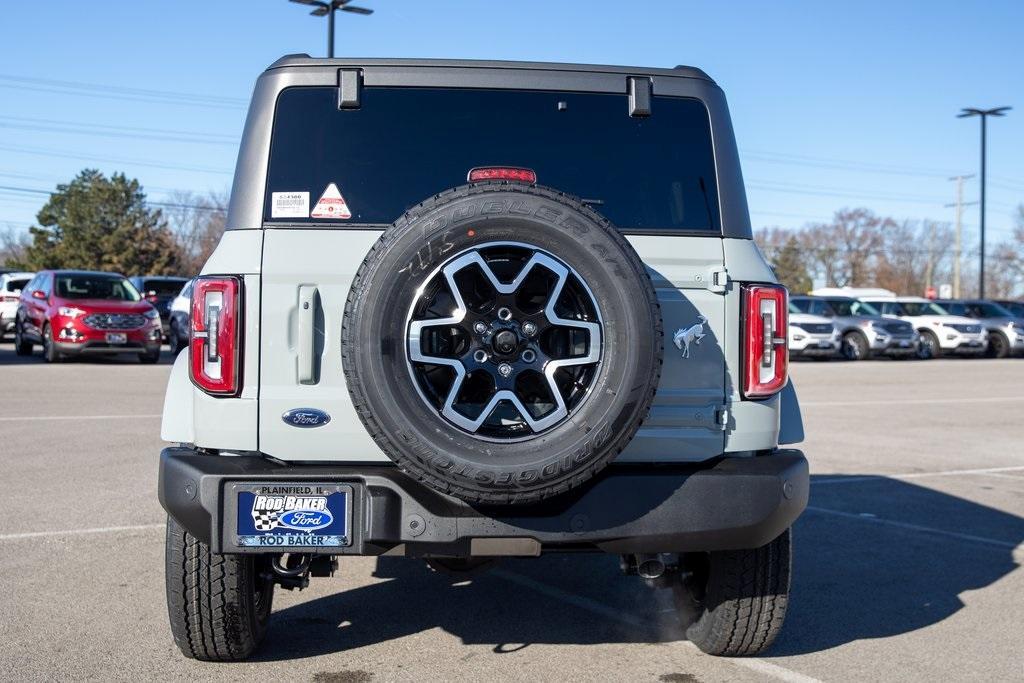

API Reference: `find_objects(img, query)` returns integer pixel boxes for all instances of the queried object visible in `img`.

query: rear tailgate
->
[256,82,729,463]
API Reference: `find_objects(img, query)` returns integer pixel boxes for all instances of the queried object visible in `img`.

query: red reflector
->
[190,276,241,396]
[742,284,789,399]
[467,167,537,184]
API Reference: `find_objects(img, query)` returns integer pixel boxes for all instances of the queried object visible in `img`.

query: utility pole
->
[288,0,374,58]
[945,174,976,298]
[958,106,1011,299]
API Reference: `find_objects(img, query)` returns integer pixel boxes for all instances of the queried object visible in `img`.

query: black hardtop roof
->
[266,54,713,82]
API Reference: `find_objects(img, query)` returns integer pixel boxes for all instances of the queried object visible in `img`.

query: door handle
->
[297,285,317,384]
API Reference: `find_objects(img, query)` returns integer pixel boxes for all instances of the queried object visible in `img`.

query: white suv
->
[862,297,987,358]
[0,271,34,339]
[788,303,839,359]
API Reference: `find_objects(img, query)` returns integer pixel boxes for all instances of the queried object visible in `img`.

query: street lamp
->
[957,106,1011,299]
[289,0,373,58]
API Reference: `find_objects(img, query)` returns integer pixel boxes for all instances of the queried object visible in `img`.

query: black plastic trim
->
[158,447,808,556]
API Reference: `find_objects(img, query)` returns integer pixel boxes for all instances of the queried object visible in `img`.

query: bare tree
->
[0,225,32,268]
[164,190,228,275]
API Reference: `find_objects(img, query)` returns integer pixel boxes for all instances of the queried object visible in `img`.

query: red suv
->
[14,270,162,363]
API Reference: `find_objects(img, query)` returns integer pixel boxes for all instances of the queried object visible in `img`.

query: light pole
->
[289,0,373,58]
[957,106,1010,299]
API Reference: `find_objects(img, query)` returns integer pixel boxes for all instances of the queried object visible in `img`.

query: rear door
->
[257,84,726,462]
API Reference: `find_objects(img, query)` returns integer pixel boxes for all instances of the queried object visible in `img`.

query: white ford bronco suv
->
[158,56,808,661]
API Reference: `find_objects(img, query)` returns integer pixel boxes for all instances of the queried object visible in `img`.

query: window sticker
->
[271,191,309,218]
[310,183,352,220]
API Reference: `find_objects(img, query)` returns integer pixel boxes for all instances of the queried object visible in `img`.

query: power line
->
[0,144,232,175]
[747,179,1018,210]
[742,149,1024,188]
[0,115,239,146]
[0,74,247,110]
[0,184,226,213]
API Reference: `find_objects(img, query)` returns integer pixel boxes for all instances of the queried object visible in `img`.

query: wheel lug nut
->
[497,307,513,321]
[473,321,488,334]
[473,350,489,363]
[498,363,513,378]
[521,349,536,363]
[522,321,537,337]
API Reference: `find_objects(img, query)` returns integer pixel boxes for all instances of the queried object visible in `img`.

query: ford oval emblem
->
[282,408,331,428]
[277,508,334,531]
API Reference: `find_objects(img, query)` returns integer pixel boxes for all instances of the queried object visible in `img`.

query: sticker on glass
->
[271,191,309,218]
[311,183,352,220]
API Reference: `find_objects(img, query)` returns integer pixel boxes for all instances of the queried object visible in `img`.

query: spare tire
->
[342,182,662,504]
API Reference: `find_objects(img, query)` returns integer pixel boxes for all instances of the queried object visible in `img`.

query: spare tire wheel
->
[342,183,662,504]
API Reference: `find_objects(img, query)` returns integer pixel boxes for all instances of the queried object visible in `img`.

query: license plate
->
[818,341,833,348]
[899,340,911,347]
[106,332,127,344]
[233,483,351,548]
[968,340,981,346]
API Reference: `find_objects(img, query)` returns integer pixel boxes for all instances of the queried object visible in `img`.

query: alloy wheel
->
[406,242,603,440]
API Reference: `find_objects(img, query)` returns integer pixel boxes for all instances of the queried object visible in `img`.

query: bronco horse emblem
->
[673,316,707,358]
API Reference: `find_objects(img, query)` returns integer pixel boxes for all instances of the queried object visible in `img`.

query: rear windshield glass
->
[265,87,721,232]
[5,278,29,292]
[142,279,188,296]
[825,299,879,317]
[55,274,140,301]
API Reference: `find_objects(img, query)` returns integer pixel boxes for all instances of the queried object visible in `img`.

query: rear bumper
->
[158,447,809,556]
[55,340,161,355]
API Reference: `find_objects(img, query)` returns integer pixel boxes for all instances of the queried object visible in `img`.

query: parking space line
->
[0,523,164,541]
[0,413,161,422]
[493,569,822,683]
[812,465,1024,486]
[805,506,1020,551]
[801,396,1024,407]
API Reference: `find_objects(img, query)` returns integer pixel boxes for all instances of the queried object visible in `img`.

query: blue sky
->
[1,1,1021,244]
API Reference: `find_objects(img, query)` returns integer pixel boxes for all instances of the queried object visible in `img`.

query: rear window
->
[142,279,188,296]
[5,278,29,292]
[265,87,720,232]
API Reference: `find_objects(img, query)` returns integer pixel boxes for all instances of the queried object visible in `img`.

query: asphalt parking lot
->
[1,346,1021,682]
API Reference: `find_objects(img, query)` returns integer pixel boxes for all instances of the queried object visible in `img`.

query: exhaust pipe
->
[635,553,666,580]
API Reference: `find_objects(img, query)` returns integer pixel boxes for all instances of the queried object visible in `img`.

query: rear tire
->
[14,320,32,356]
[140,347,161,364]
[673,528,792,656]
[164,517,274,662]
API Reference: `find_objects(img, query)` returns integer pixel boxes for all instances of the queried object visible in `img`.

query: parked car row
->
[4,270,193,363]
[788,287,1024,361]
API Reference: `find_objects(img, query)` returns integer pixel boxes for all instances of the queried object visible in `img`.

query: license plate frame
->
[231,482,352,549]
[105,332,127,344]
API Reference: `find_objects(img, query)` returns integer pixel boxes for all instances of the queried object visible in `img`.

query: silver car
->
[936,300,1024,358]
[790,295,918,360]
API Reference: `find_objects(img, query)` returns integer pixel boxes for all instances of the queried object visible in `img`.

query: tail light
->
[742,284,788,399]
[190,276,241,396]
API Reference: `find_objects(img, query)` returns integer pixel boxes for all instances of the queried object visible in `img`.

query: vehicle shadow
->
[769,474,1024,656]
[0,342,176,365]
[257,475,1022,660]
